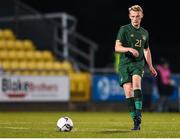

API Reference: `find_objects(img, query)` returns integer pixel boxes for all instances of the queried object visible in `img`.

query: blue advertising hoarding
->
[92,74,125,102]
[92,74,180,104]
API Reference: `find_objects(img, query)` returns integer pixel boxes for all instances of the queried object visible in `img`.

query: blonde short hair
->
[128,5,143,13]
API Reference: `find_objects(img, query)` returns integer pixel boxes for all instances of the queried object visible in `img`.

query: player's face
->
[129,11,143,27]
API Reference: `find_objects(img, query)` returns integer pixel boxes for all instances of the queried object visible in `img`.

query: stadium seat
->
[49,71,58,76]
[0,30,4,40]
[19,61,28,70]
[40,71,49,76]
[44,61,54,71]
[8,51,17,60]
[69,72,91,102]
[0,28,91,83]
[3,29,15,40]
[13,71,22,75]
[10,61,19,71]
[21,70,31,76]
[0,51,8,60]
[53,62,62,71]
[34,51,42,61]
[31,71,39,76]
[16,51,26,61]
[42,51,54,61]
[2,61,11,70]
[36,62,45,70]
[77,81,84,92]
[15,40,24,50]
[61,61,73,73]
[56,71,65,75]
[26,51,35,61]
[70,79,77,93]
[27,61,36,71]
[23,40,35,50]
[0,40,6,49]
[6,40,15,50]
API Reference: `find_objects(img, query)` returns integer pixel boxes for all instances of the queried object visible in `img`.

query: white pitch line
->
[0,126,30,130]
[0,121,54,125]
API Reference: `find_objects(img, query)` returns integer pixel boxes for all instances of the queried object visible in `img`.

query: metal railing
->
[0,0,98,72]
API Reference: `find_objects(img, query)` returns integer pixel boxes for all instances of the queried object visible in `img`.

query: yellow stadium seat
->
[53,62,62,71]
[69,73,77,92]
[0,30,3,39]
[0,50,8,60]
[44,61,54,71]
[42,51,54,61]
[14,71,22,75]
[77,81,84,92]
[70,79,77,93]
[36,62,45,70]
[34,51,42,61]
[40,71,49,76]
[8,51,17,60]
[19,61,28,70]
[31,71,39,76]
[26,51,35,60]
[3,29,15,40]
[15,40,24,50]
[27,61,36,70]
[10,61,19,71]
[23,40,35,50]
[17,51,26,61]
[56,71,65,76]
[2,61,11,70]
[0,40,6,49]
[21,70,31,76]
[6,40,15,50]
[48,71,57,76]
[70,72,91,102]
[61,61,73,73]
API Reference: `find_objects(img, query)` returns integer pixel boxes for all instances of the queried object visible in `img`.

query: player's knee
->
[133,86,141,90]
[132,75,141,89]
[124,89,133,98]
[133,82,141,90]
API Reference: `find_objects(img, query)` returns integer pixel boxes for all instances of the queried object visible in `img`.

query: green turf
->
[0,112,180,138]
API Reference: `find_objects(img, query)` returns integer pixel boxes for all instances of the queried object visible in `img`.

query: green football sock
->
[134,89,143,115]
[126,97,136,120]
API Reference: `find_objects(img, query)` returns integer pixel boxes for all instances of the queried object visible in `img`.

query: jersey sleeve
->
[116,26,126,43]
[144,31,149,49]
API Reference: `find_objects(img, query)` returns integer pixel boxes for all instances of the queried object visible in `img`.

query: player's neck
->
[131,23,140,29]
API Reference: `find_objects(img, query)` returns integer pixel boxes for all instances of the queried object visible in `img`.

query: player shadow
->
[98,129,131,134]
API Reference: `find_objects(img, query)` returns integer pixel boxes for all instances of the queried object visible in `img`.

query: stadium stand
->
[0,29,91,101]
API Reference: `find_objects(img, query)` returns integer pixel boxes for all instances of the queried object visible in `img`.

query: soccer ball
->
[57,117,73,132]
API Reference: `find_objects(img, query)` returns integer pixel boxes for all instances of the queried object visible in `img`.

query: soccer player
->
[115,5,157,130]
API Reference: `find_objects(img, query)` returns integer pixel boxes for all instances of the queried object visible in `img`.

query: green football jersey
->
[116,23,149,66]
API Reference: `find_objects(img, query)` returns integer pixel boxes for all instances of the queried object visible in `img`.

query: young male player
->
[115,5,157,130]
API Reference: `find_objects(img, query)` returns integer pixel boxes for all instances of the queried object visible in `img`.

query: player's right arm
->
[115,26,139,57]
[115,40,139,57]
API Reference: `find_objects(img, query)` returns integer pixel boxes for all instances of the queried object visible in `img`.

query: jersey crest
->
[130,34,134,37]
[142,35,146,40]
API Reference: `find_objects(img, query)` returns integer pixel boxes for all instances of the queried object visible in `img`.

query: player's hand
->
[149,66,157,77]
[128,48,139,57]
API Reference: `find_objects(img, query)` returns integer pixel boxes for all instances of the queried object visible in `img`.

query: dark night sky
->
[21,0,180,73]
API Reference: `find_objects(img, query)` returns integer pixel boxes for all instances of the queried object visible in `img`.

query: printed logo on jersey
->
[142,35,146,40]
[121,77,123,82]
[130,34,134,37]
[142,70,144,77]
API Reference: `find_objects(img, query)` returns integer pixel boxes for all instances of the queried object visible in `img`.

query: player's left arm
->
[144,47,157,77]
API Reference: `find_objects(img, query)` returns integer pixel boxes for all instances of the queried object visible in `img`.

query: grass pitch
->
[0,111,180,138]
